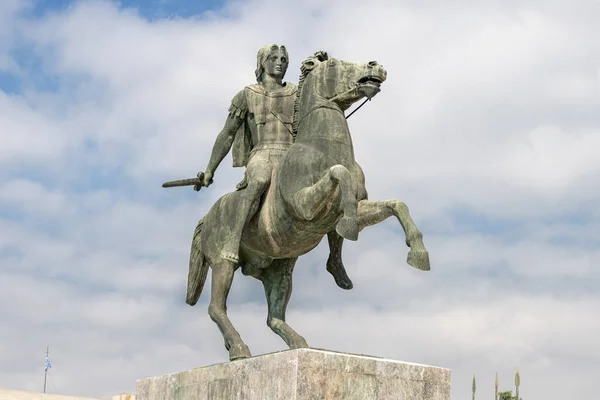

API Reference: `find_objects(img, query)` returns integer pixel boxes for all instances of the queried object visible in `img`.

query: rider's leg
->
[220,156,271,263]
[325,167,366,290]
[326,231,353,290]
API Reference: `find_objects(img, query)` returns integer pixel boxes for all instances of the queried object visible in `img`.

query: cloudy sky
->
[1,0,599,399]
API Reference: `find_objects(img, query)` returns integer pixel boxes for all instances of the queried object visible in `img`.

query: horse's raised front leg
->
[292,165,359,240]
[357,199,431,271]
[208,259,252,361]
[260,258,309,349]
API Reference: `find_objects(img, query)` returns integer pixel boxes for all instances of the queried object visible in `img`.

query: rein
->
[296,101,345,128]
[299,94,370,126]
[329,85,371,120]
[294,86,371,139]
[345,98,369,119]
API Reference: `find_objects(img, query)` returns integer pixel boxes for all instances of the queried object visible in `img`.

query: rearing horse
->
[186,51,431,361]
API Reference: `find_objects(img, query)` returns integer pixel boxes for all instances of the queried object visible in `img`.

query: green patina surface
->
[164,46,431,362]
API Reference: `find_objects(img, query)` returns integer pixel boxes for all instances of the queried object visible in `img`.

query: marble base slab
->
[136,348,450,400]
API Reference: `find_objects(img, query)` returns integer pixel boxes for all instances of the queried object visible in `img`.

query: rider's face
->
[263,49,288,79]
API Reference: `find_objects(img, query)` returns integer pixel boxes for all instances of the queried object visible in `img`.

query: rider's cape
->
[230,82,298,167]
[230,90,251,168]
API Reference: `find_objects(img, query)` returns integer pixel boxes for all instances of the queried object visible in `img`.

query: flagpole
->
[43,345,49,394]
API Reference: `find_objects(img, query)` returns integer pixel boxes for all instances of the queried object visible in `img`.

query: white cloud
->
[0,0,32,72]
[0,179,68,215]
[0,93,72,168]
[0,0,599,399]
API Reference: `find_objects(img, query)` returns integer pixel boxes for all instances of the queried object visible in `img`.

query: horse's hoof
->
[407,249,431,271]
[229,343,251,361]
[336,216,359,241]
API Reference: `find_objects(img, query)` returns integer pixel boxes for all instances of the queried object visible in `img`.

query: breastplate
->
[245,83,297,145]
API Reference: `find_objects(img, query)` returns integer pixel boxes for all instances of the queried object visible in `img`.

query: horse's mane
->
[292,51,329,141]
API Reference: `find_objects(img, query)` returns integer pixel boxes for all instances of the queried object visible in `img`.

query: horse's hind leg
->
[208,259,252,361]
[292,165,359,240]
[357,199,430,271]
[260,258,309,349]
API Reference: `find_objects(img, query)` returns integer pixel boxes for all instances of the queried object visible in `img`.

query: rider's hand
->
[193,171,213,191]
[202,171,214,187]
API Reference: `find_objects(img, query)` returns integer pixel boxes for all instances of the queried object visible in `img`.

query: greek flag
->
[45,356,52,371]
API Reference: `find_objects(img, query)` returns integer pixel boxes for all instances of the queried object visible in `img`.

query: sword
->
[162,172,211,191]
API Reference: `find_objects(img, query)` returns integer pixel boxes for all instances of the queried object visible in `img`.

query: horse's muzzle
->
[358,83,381,100]
[357,63,387,99]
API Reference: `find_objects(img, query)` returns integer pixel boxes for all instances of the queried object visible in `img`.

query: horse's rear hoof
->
[229,343,251,361]
[336,216,359,241]
[407,249,431,271]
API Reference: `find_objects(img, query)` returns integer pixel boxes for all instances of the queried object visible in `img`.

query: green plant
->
[498,390,519,400]
[495,372,499,400]
[515,368,520,400]
[492,369,522,400]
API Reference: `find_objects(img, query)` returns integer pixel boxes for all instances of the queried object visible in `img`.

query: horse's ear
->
[301,51,328,72]
[314,51,329,61]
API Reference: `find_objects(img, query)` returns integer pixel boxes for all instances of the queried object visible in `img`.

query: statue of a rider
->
[198,44,353,289]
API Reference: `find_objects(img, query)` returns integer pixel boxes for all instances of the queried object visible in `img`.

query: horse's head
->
[298,51,387,111]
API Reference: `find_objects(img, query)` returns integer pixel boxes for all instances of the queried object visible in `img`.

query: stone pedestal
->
[0,390,102,400]
[136,348,450,400]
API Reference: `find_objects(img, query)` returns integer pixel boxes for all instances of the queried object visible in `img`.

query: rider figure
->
[199,44,353,289]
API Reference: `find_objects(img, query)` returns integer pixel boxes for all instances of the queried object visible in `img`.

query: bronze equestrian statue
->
[164,49,431,361]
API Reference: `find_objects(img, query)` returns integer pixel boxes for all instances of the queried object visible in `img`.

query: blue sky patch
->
[28,0,230,20]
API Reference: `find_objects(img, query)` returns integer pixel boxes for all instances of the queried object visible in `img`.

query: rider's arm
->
[204,90,247,182]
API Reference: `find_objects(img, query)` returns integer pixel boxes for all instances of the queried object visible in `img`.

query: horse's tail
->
[186,217,209,306]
